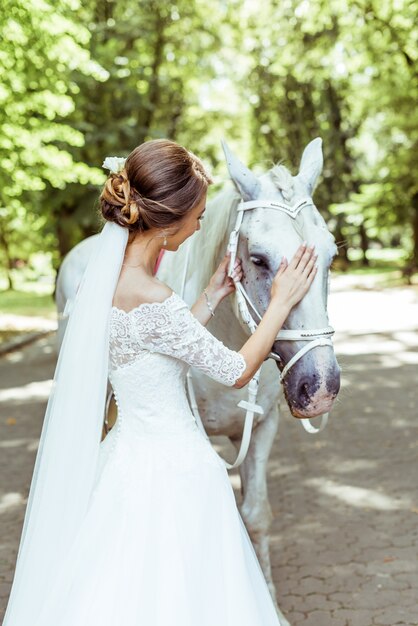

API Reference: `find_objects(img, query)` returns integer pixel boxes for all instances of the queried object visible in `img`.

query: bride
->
[3,138,317,626]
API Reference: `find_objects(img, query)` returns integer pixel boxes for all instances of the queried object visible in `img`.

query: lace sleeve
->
[132,292,247,387]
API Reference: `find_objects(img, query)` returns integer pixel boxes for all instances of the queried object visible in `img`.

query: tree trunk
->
[54,210,75,262]
[411,192,418,267]
[359,222,370,266]
[0,223,15,291]
[140,10,167,139]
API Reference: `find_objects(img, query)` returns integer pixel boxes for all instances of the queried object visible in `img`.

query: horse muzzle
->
[279,351,341,418]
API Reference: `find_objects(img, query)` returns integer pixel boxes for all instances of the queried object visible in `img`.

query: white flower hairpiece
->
[102,156,127,174]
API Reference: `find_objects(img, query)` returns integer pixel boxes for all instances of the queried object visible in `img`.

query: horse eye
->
[250,255,269,269]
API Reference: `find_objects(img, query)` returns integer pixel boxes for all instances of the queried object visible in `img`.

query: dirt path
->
[0,283,417,625]
[266,282,418,625]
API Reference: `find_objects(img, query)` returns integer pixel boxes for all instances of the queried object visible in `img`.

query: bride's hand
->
[208,251,243,300]
[270,243,318,310]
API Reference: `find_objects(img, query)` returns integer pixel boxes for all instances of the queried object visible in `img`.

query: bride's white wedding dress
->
[33,290,284,626]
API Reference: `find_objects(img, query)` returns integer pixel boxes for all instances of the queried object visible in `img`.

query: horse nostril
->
[296,375,320,408]
[299,381,311,405]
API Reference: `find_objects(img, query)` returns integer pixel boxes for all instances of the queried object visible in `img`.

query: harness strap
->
[277,327,334,340]
[186,368,264,470]
[234,280,334,344]
[227,209,244,276]
[238,197,313,218]
[301,413,329,434]
[280,337,333,380]
[235,282,264,321]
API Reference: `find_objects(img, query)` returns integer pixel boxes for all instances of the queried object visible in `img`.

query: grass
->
[335,263,401,275]
[333,248,418,287]
[0,329,34,344]
[0,289,56,318]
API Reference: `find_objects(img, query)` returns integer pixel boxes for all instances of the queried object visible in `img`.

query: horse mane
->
[270,161,307,240]
[158,183,241,302]
[269,162,295,203]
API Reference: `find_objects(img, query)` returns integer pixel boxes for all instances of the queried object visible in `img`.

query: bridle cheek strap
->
[278,337,334,380]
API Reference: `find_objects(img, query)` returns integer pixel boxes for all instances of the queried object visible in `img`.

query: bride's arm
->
[190,252,241,326]
[190,286,223,326]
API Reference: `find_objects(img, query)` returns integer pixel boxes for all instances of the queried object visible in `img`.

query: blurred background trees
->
[0,0,417,291]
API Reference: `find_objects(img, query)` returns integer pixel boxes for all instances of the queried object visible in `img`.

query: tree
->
[348,0,418,266]
[232,0,417,268]
[0,0,104,287]
[45,0,239,263]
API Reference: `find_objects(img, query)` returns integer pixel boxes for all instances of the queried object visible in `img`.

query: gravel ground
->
[0,282,417,625]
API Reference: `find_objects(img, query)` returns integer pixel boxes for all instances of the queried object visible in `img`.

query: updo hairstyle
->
[99,139,213,238]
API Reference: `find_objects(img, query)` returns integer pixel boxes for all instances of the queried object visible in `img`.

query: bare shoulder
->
[139,280,174,304]
[112,275,174,311]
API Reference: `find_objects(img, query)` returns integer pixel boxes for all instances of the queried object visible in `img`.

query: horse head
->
[222,138,341,419]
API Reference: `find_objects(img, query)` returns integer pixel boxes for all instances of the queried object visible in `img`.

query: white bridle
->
[183,195,335,469]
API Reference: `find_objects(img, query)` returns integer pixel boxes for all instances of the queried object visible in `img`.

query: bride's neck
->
[124,231,162,275]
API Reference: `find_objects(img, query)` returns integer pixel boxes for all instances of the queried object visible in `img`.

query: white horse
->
[55,138,340,619]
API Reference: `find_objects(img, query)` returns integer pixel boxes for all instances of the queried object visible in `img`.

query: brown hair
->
[99,139,213,237]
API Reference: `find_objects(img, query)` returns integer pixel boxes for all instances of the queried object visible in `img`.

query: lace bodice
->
[105,291,247,442]
[109,291,246,386]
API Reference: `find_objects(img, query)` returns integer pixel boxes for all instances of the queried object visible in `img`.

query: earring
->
[163,230,168,246]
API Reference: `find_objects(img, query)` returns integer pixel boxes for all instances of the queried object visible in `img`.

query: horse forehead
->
[246,208,294,235]
[245,208,329,245]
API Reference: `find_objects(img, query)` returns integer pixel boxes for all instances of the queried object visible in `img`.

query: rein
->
[182,195,335,469]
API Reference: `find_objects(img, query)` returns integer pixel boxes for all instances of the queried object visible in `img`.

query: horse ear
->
[296,137,323,195]
[221,139,259,201]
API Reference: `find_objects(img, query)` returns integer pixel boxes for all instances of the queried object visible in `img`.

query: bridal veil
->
[3,220,128,624]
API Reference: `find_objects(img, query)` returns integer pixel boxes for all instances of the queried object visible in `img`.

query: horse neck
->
[186,186,240,296]
[197,190,249,347]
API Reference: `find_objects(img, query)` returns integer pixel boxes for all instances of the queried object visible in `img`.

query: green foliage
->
[0,288,56,317]
[232,0,417,266]
[0,0,104,287]
[0,0,417,289]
